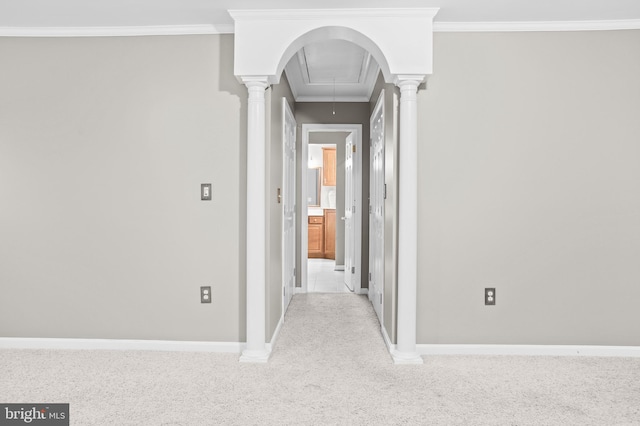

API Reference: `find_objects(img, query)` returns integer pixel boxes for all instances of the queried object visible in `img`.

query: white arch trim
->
[229,8,439,84]
[232,8,438,364]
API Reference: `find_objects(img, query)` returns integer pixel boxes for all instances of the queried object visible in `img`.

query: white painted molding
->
[357,288,369,295]
[0,337,244,353]
[228,8,439,21]
[0,24,234,37]
[434,19,640,33]
[417,344,640,357]
[381,324,395,353]
[266,315,285,353]
[239,349,271,363]
[1,18,638,38]
[334,265,345,271]
[295,96,371,103]
[381,325,423,364]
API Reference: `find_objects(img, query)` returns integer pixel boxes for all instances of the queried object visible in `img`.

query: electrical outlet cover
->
[485,288,496,305]
[201,286,212,303]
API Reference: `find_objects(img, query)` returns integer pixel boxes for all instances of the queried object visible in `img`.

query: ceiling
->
[2,0,639,102]
[284,40,380,102]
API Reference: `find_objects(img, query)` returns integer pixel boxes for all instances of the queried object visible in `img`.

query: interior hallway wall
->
[0,35,248,342]
[417,30,640,345]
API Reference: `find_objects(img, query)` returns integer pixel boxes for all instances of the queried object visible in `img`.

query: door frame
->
[300,123,363,294]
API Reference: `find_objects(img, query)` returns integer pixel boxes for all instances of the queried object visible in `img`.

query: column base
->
[391,349,424,365]
[239,348,271,363]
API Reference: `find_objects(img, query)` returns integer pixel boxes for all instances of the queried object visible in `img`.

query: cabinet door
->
[322,147,337,186]
[308,217,324,258]
[324,209,336,260]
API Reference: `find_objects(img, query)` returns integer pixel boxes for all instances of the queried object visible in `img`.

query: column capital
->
[393,74,426,89]
[240,76,269,90]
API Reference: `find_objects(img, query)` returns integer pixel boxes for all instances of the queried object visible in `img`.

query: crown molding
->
[229,8,439,21]
[1,18,637,38]
[0,24,234,37]
[434,19,640,32]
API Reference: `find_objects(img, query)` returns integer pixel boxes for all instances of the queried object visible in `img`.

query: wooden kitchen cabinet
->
[308,216,324,258]
[324,209,336,260]
[322,147,337,186]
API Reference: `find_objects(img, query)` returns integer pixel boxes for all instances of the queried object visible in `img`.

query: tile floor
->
[307,258,353,293]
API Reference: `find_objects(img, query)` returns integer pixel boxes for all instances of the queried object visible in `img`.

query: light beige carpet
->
[2,293,639,425]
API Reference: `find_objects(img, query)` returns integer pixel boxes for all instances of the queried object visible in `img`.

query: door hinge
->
[383,184,387,199]
[380,293,382,305]
[369,205,372,214]
[351,266,355,274]
[293,267,296,276]
[369,272,372,281]
[353,205,356,214]
[352,145,356,153]
[283,286,286,296]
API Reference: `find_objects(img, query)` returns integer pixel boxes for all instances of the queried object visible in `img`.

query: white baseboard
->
[266,315,284,353]
[381,325,395,353]
[334,265,345,271]
[0,337,244,353]
[357,288,369,295]
[417,344,640,358]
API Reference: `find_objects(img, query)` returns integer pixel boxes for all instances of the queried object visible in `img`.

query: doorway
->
[300,124,363,295]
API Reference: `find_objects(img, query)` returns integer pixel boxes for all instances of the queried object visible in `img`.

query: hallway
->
[306,258,352,293]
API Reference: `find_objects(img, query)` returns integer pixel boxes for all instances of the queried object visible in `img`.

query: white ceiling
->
[284,40,380,102]
[2,0,639,102]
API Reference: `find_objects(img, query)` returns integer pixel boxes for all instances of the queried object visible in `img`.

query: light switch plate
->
[201,184,212,201]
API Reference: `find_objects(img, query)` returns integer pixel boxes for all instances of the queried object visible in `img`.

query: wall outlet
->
[201,286,211,303]
[485,288,496,305]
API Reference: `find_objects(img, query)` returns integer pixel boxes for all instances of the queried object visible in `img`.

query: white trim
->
[417,344,640,358]
[0,24,234,37]
[434,19,640,33]
[295,96,371,103]
[0,337,243,353]
[2,18,637,38]
[266,315,285,353]
[334,265,345,271]
[381,324,395,354]
[357,288,369,295]
[228,8,439,21]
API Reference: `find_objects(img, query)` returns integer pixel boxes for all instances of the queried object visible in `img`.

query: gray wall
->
[294,103,371,289]
[417,30,640,345]
[265,74,295,341]
[0,35,248,342]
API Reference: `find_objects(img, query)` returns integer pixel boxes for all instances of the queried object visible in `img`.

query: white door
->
[344,133,355,291]
[282,98,296,314]
[369,91,385,323]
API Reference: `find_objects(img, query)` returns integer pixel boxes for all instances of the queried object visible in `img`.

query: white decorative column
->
[394,76,424,364]
[240,77,270,363]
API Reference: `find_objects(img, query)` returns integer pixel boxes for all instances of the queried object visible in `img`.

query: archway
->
[229,8,438,364]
